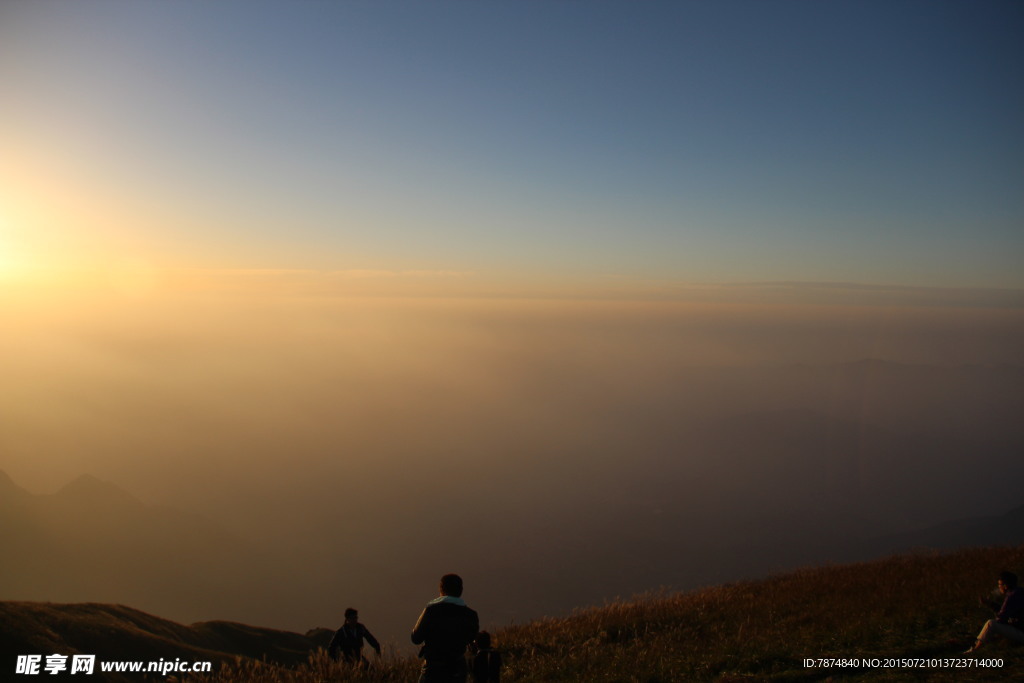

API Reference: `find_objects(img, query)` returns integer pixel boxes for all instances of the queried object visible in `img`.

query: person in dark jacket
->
[470,631,501,683]
[411,574,479,682]
[965,571,1024,653]
[329,607,381,665]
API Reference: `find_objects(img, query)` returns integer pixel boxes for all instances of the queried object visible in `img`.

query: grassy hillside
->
[5,545,1024,681]
[0,602,328,682]
[201,545,1024,682]
[487,545,1024,682]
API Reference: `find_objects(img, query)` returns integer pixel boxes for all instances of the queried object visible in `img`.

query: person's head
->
[440,574,463,597]
[999,571,1018,592]
[474,631,491,649]
[344,607,358,623]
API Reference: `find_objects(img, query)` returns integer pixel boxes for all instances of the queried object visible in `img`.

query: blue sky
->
[1,0,1022,287]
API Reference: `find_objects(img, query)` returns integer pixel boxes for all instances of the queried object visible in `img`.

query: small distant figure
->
[411,573,480,683]
[965,571,1024,653]
[470,631,502,683]
[328,607,381,666]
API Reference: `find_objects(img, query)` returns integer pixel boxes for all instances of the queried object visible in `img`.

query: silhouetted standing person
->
[329,607,381,665]
[470,631,501,683]
[412,574,479,682]
[965,571,1024,653]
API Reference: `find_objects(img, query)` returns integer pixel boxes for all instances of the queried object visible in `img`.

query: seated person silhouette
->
[965,571,1024,653]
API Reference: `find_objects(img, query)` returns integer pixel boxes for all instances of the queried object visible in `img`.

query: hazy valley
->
[4,358,1023,647]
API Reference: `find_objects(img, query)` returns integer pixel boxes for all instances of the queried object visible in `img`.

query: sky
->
[1,0,1022,290]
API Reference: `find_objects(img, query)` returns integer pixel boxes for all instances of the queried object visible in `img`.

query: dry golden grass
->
[184,648,419,682]
[194,545,1024,682]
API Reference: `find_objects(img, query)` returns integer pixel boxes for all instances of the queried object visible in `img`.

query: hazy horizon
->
[4,277,1024,645]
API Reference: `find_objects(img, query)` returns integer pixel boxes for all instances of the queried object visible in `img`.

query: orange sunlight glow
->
[0,206,33,278]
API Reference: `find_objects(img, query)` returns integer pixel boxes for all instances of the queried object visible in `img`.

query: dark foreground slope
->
[5,545,1024,682]
[204,546,1024,682]
[490,545,1024,682]
[0,602,330,682]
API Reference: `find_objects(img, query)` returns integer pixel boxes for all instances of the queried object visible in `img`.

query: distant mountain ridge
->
[52,473,144,508]
[0,601,330,683]
[873,501,1024,554]
[0,471,316,628]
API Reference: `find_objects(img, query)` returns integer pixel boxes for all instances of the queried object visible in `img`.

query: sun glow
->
[0,211,30,277]
[0,182,115,284]
[0,203,73,286]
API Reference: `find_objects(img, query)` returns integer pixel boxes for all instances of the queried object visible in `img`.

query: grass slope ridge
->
[205,545,1024,682]
[5,546,1023,681]
[0,601,328,682]
[493,545,1024,682]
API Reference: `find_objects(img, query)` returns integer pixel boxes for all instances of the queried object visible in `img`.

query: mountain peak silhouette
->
[53,473,142,508]
[0,470,32,501]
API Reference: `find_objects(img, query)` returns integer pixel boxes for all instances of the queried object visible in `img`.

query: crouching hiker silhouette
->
[412,574,479,683]
[470,631,502,683]
[965,571,1024,653]
[329,607,381,666]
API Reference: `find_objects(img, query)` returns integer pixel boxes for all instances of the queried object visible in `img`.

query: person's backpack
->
[472,647,502,683]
